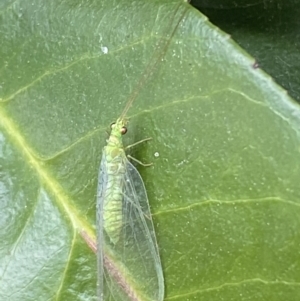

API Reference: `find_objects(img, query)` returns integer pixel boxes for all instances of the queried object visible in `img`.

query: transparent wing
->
[96,154,106,301]
[97,155,163,301]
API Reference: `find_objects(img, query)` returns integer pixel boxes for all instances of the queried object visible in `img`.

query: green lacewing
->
[83,2,188,301]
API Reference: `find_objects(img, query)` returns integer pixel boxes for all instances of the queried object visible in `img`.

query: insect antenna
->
[119,2,189,119]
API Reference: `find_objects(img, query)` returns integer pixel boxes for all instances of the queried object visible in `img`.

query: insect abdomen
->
[103,148,125,244]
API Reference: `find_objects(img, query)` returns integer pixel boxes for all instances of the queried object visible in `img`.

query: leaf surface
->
[1,0,300,300]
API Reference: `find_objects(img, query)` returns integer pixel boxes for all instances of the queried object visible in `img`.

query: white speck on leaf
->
[101,46,108,54]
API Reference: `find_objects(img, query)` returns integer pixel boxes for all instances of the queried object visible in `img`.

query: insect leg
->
[127,154,153,167]
[125,137,152,150]
[126,137,153,166]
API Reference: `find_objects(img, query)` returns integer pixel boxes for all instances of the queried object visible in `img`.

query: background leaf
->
[1,0,300,300]
[192,0,300,103]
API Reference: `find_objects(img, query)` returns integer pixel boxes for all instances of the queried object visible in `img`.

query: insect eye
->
[121,127,127,135]
[110,122,116,129]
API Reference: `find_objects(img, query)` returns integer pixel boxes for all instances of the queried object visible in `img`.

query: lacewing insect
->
[83,2,188,301]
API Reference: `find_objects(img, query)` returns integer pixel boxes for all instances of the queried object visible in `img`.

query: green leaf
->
[1,0,300,300]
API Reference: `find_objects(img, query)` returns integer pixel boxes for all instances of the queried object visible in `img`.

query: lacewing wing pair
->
[82,3,189,300]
